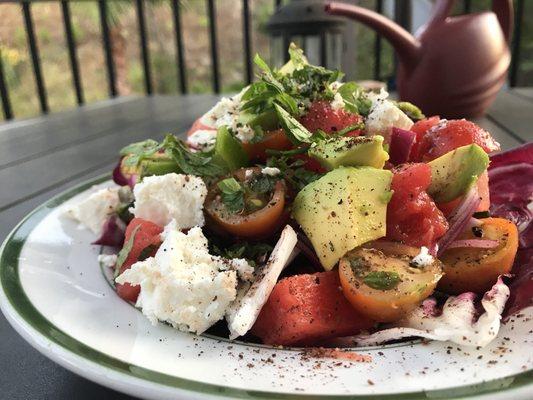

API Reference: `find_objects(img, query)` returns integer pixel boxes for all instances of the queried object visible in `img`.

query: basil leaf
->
[114,224,141,278]
[274,103,313,144]
[288,43,306,69]
[217,177,245,213]
[363,271,401,290]
[338,82,372,116]
[120,139,160,167]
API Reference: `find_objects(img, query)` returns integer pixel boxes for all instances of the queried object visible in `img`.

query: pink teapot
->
[326,0,513,118]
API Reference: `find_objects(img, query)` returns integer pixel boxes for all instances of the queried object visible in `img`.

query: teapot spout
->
[325,2,421,69]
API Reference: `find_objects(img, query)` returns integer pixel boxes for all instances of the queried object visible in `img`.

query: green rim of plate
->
[0,174,532,400]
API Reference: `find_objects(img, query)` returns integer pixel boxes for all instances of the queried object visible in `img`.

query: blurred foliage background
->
[0,0,531,120]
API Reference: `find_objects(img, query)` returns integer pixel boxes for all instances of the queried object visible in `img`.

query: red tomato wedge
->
[251,271,375,346]
[187,118,215,137]
[241,129,293,161]
[115,218,163,302]
[386,163,448,247]
[299,100,363,136]
[416,119,500,162]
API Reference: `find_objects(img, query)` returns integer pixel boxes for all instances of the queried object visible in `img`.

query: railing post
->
[509,0,524,88]
[242,0,252,85]
[373,0,383,81]
[0,50,13,120]
[171,0,188,94]
[22,2,49,114]
[207,0,220,93]
[98,0,117,97]
[136,0,152,95]
[61,0,84,105]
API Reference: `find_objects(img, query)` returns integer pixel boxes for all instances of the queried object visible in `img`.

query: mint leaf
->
[363,271,401,290]
[114,224,141,278]
[288,43,306,69]
[274,103,313,144]
[338,82,372,116]
[217,177,245,213]
[120,139,160,167]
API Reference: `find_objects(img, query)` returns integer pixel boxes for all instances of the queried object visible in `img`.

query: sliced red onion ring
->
[389,127,416,165]
[112,158,138,188]
[447,239,499,249]
[437,185,481,256]
[92,216,126,247]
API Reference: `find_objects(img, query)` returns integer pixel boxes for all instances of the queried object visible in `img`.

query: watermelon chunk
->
[251,271,375,346]
[116,218,163,302]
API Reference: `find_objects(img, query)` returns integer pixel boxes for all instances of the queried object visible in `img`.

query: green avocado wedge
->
[427,144,489,203]
[292,167,393,270]
[309,135,389,170]
[211,127,249,172]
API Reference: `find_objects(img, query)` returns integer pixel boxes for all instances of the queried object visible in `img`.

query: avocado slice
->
[309,135,389,170]
[239,109,279,131]
[212,127,249,171]
[292,167,393,270]
[427,144,489,203]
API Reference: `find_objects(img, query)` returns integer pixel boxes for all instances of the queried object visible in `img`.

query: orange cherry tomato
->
[438,217,518,294]
[339,244,443,322]
[205,168,287,239]
[241,129,293,161]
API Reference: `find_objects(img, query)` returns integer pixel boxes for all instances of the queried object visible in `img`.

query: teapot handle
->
[426,0,513,43]
[492,0,513,43]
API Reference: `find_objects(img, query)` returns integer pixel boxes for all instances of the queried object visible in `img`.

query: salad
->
[67,45,532,348]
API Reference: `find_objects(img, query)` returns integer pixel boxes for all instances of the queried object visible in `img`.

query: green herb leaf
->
[210,241,273,267]
[274,103,313,144]
[288,43,306,69]
[114,224,141,278]
[249,175,276,194]
[338,82,372,116]
[217,178,245,213]
[120,139,160,167]
[162,134,227,177]
[363,271,401,290]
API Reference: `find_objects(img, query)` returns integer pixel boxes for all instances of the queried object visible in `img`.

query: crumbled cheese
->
[411,246,434,267]
[187,129,217,152]
[365,89,413,139]
[261,167,281,176]
[98,254,117,268]
[331,92,345,111]
[130,173,207,229]
[329,81,343,92]
[197,88,256,143]
[65,187,120,234]
[244,169,254,181]
[116,224,253,334]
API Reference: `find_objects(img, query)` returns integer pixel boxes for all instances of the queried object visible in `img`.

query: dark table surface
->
[0,91,532,399]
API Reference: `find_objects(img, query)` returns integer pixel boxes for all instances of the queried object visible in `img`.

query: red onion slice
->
[92,216,126,247]
[437,185,481,256]
[389,127,416,165]
[489,142,533,170]
[112,158,138,188]
[447,239,499,249]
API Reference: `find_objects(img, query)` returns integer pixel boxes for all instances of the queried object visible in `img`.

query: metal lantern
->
[267,0,346,69]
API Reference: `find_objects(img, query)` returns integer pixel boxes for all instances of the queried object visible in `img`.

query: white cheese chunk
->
[411,246,434,267]
[365,89,413,139]
[116,225,253,334]
[65,187,120,235]
[261,167,281,176]
[130,173,207,229]
[97,254,118,268]
[331,92,345,111]
[187,129,217,152]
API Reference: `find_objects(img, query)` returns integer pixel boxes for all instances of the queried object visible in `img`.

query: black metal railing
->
[0,0,527,122]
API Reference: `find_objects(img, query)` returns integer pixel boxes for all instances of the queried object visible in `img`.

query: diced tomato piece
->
[292,154,327,173]
[187,118,215,137]
[416,119,500,162]
[251,271,375,346]
[386,163,448,247]
[116,218,163,302]
[437,171,490,217]
[409,116,440,162]
[241,129,293,161]
[299,100,363,136]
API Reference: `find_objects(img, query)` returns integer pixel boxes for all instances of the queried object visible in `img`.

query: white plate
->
[1,176,532,400]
